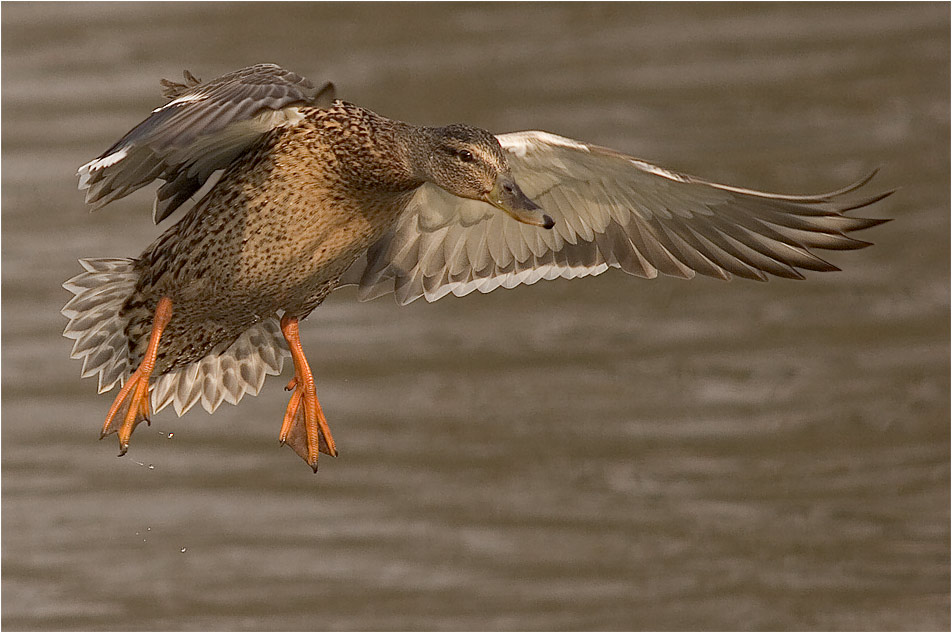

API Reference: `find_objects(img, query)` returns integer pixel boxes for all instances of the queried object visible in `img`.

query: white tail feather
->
[150,319,288,415]
[61,258,290,415]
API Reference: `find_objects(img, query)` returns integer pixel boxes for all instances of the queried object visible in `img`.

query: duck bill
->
[486,176,554,229]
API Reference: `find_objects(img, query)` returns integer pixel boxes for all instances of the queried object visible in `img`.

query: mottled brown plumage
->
[125,103,425,374]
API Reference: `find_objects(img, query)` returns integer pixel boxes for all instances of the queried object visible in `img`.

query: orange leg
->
[100,296,173,456]
[279,315,338,471]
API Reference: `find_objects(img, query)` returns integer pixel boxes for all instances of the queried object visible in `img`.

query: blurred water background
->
[2,2,948,630]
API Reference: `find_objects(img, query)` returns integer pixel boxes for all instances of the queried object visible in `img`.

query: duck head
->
[421,124,554,229]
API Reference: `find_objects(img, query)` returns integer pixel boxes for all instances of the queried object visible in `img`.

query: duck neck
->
[394,123,446,185]
[323,103,427,194]
[386,119,433,187]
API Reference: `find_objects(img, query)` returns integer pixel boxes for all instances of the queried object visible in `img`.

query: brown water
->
[2,3,948,630]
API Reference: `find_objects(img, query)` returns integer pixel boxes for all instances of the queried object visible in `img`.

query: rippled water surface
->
[2,3,949,630]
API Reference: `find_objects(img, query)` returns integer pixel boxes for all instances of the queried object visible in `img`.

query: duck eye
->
[457,149,475,163]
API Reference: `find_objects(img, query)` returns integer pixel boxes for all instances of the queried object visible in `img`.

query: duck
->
[62,63,891,472]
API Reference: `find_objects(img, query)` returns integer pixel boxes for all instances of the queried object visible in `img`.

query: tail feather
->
[150,318,288,416]
[62,257,290,415]
[63,258,138,392]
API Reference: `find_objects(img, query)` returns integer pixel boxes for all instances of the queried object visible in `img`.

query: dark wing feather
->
[77,63,336,222]
[159,69,202,99]
[340,131,891,304]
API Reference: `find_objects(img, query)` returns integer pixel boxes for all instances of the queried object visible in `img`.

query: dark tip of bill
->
[542,215,555,230]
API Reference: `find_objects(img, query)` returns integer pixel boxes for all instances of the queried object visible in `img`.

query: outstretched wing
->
[77,63,336,222]
[340,131,891,305]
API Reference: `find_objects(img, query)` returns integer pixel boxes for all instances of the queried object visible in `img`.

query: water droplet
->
[180,547,187,553]
[147,464,155,470]
[167,433,174,439]
[147,527,152,531]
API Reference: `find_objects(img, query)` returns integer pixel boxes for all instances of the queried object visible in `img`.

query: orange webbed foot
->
[279,316,338,472]
[101,368,153,455]
[100,296,172,457]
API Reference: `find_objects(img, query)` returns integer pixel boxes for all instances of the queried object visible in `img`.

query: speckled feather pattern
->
[121,103,424,376]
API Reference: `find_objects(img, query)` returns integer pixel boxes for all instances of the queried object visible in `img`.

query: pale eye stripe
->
[469,145,498,166]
